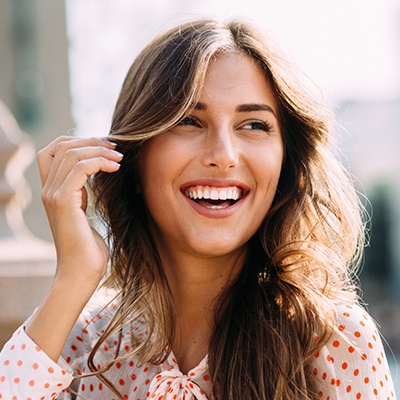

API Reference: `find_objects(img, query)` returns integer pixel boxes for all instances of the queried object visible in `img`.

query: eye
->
[241,121,272,132]
[177,116,201,127]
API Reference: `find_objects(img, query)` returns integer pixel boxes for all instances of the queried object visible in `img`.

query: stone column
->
[0,101,55,347]
[0,0,73,347]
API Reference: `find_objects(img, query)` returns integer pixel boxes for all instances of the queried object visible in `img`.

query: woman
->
[0,19,396,399]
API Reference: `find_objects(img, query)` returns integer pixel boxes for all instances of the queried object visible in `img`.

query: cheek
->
[254,146,284,182]
[137,141,166,192]
[138,166,164,212]
[252,151,284,214]
[137,149,180,216]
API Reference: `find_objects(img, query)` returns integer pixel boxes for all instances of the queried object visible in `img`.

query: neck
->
[159,247,246,373]
[162,248,245,314]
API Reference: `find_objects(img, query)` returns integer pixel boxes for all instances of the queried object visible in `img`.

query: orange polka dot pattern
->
[312,304,396,399]
[0,290,397,399]
[0,326,71,399]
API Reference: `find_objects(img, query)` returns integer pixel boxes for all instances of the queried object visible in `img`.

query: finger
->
[38,136,117,187]
[44,137,118,189]
[45,145,123,194]
[43,156,121,212]
[37,136,76,187]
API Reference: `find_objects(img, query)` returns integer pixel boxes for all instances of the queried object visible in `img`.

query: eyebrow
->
[236,103,277,116]
[192,102,277,117]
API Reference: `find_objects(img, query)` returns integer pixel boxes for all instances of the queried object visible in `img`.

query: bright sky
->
[66,0,400,135]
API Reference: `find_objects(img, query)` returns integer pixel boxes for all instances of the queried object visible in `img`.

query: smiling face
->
[137,52,284,264]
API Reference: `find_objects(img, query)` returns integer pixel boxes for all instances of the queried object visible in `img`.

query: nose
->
[201,126,239,171]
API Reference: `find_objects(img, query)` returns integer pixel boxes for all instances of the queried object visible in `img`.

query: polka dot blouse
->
[0,289,397,399]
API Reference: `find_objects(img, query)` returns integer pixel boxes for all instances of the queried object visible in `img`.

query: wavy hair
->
[87,19,365,399]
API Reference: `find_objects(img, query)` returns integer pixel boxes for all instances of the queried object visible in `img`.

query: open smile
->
[184,185,243,209]
[180,181,249,218]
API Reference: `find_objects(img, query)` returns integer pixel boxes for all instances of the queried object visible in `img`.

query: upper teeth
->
[184,185,242,201]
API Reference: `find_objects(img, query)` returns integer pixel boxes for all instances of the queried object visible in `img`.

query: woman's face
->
[137,52,284,262]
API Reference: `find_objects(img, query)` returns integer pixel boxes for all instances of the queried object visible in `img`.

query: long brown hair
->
[88,19,364,399]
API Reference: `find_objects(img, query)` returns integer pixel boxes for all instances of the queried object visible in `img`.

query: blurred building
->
[337,97,400,354]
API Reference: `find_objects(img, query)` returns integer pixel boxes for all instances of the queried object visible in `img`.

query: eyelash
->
[242,121,272,132]
[178,116,201,127]
[177,116,273,133]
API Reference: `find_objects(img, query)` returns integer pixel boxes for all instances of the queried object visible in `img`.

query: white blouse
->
[0,289,397,399]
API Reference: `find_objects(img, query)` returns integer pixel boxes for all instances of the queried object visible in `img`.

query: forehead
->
[198,52,278,110]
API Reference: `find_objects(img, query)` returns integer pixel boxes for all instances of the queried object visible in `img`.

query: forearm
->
[26,136,121,362]
[25,275,98,362]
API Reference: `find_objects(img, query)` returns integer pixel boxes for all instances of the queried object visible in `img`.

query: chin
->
[190,240,247,259]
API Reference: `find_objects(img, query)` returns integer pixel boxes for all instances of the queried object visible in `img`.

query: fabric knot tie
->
[148,368,208,399]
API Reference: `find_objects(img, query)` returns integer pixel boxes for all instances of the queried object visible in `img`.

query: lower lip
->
[182,193,246,219]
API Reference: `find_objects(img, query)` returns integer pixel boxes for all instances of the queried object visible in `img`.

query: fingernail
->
[102,138,117,146]
[111,150,124,157]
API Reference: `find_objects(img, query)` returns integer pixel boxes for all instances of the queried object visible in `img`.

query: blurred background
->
[0,0,399,394]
